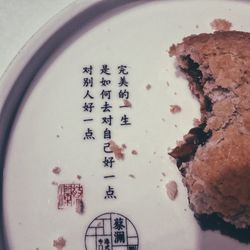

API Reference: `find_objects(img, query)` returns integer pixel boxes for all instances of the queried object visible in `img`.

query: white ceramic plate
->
[1,0,250,249]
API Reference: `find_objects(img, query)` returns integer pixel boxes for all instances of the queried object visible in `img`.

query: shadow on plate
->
[195,214,250,244]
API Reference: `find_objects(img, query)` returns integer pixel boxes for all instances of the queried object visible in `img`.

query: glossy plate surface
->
[1,1,250,249]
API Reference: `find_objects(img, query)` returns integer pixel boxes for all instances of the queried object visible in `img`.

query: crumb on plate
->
[131,150,138,155]
[109,140,125,160]
[146,84,152,90]
[193,118,201,127]
[123,99,132,107]
[52,167,61,175]
[170,104,182,113]
[53,237,66,250]
[210,18,232,31]
[129,174,136,179]
[166,181,178,200]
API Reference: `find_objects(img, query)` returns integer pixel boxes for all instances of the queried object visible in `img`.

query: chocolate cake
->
[168,31,250,229]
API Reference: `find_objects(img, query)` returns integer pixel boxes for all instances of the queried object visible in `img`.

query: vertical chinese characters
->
[118,65,132,126]
[82,64,131,200]
[82,65,95,140]
[99,64,117,199]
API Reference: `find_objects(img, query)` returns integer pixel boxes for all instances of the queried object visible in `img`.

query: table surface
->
[0,0,77,78]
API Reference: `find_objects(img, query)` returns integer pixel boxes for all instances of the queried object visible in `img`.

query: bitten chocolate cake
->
[168,31,250,229]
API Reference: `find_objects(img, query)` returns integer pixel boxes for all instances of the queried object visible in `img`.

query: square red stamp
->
[57,184,84,213]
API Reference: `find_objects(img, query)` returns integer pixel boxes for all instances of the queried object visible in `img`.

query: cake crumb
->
[52,167,61,175]
[123,99,132,107]
[166,81,170,86]
[170,105,182,114]
[109,140,125,160]
[210,18,232,31]
[129,174,136,179]
[77,175,82,180]
[131,150,138,155]
[56,134,60,138]
[193,118,201,127]
[195,24,199,29]
[52,181,58,186]
[53,237,66,250]
[166,181,178,200]
[122,144,127,149]
[162,172,166,177]
[146,84,152,90]
[174,124,178,128]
